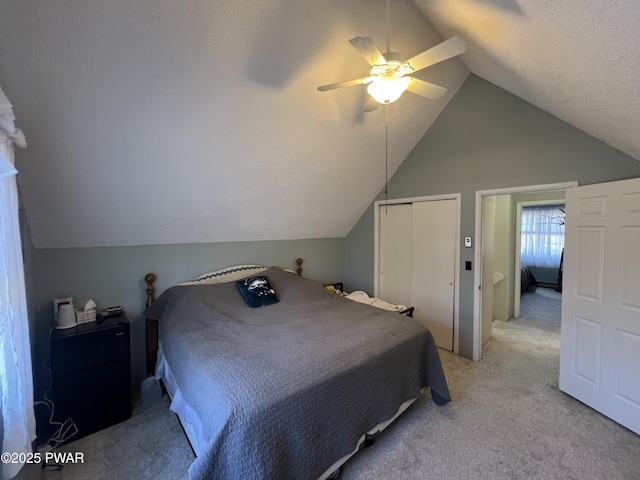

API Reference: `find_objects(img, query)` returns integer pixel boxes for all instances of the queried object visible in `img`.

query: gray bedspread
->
[145,266,450,480]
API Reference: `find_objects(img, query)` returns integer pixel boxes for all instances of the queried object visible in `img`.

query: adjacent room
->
[1,1,640,479]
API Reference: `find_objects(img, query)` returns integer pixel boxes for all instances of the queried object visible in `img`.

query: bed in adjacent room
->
[143,261,450,480]
[521,265,538,293]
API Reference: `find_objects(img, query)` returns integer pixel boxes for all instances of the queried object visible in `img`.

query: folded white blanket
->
[345,291,407,312]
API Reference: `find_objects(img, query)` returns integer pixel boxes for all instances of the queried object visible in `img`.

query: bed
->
[143,260,450,480]
[521,265,538,293]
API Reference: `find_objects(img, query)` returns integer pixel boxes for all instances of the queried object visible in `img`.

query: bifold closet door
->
[378,199,456,350]
[379,203,412,308]
[411,200,456,350]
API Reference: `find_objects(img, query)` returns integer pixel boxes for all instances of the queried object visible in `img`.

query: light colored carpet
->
[42,288,640,479]
[40,396,193,480]
[342,288,639,480]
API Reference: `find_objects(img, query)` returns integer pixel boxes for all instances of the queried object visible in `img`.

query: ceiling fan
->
[317,1,466,109]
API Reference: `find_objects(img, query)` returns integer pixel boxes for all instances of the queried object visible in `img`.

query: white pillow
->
[179,264,268,286]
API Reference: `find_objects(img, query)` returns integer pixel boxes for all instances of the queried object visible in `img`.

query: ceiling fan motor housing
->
[317,33,465,105]
[382,51,404,64]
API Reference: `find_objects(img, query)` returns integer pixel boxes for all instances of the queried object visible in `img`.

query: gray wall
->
[29,238,344,398]
[343,74,640,359]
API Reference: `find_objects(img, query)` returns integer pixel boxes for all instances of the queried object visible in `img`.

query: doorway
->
[481,193,567,347]
[473,182,578,360]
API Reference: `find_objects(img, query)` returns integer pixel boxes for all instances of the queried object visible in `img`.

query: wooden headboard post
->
[144,273,158,376]
[145,273,156,307]
[296,258,303,277]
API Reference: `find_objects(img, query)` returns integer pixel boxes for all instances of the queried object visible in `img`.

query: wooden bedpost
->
[296,258,303,277]
[145,273,158,376]
[145,273,156,307]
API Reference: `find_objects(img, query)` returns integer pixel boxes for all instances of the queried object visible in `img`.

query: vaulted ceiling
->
[415,0,640,161]
[0,0,638,248]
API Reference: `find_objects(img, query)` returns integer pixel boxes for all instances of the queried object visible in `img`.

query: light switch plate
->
[464,236,472,248]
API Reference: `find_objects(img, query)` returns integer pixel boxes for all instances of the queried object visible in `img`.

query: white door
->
[379,203,412,307]
[560,177,640,435]
[378,199,457,350]
[411,200,457,350]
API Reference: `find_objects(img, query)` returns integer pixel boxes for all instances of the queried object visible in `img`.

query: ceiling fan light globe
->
[367,76,410,104]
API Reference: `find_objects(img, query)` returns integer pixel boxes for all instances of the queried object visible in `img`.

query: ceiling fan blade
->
[364,96,379,112]
[406,78,448,100]
[317,77,373,92]
[349,37,386,66]
[404,36,466,73]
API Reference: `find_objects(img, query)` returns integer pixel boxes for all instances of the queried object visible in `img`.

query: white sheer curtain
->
[520,205,565,268]
[0,85,35,480]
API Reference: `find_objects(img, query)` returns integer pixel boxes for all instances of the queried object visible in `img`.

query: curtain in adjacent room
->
[520,205,565,268]
[0,84,34,480]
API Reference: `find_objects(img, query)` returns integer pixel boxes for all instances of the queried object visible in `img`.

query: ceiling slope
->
[0,0,467,248]
[414,0,640,161]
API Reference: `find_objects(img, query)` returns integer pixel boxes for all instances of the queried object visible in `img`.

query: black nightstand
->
[50,313,131,444]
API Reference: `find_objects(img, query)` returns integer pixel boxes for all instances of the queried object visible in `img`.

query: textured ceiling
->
[1,0,638,249]
[0,0,467,248]
[414,0,640,160]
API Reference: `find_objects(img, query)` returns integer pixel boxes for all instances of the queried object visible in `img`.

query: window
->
[520,205,565,268]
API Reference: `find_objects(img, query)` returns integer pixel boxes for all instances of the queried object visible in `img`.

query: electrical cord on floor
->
[37,326,78,455]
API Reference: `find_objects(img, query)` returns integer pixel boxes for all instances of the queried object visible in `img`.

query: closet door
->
[379,203,412,307]
[411,200,456,350]
[377,199,457,351]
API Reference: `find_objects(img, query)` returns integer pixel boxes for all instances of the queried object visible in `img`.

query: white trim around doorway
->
[473,182,578,361]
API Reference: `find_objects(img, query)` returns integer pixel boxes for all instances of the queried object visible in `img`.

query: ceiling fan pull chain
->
[385,103,389,214]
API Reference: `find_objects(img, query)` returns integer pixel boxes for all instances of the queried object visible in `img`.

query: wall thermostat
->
[464,236,472,248]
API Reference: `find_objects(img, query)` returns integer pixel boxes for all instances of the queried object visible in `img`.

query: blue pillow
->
[235,276,279,308]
